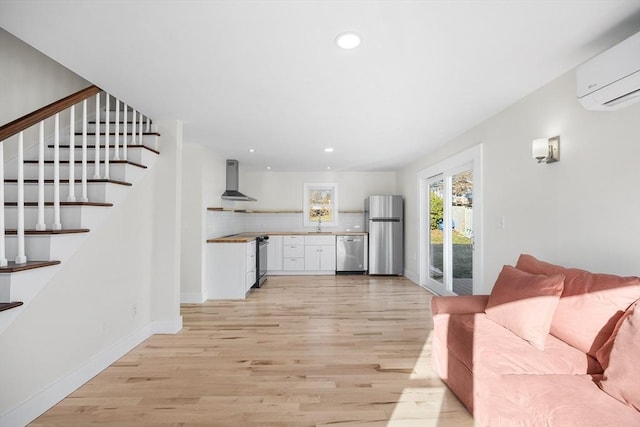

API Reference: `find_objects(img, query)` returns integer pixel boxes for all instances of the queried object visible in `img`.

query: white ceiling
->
[1,1,639,172]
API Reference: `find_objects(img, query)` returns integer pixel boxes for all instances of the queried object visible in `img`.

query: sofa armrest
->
[431,295,490,315]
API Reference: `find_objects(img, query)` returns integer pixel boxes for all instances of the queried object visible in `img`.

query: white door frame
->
[417,144,483,296]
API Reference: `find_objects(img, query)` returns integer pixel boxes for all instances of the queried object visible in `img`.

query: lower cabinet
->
[269,234,336,275]
[304,244,336,271]
[267,235,283,272]
[206,240,256,299]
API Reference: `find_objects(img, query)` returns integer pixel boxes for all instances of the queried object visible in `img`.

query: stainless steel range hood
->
[221,159,257,201]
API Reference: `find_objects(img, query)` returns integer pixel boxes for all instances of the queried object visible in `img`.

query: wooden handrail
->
[0,85,101,142]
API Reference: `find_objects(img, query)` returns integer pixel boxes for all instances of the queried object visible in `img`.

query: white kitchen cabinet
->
[283,257,305,271]
[206,240,256,299]
[304,235,336,273]
[266,235,283,272]
[282,235,305,271]
[266,234,357,276]
[304,245,336,271]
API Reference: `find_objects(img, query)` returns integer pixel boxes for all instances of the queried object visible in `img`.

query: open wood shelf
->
[207,208,363,214]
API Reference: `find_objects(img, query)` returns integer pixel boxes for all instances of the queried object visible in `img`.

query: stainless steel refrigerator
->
[364,195,403,275]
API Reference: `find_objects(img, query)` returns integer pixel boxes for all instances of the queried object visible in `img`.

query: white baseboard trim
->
[151,316,183,334]
[0,324,154,427]
[403,268,419,285]
[180,292,206,304]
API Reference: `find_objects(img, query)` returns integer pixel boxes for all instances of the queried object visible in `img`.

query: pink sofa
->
[431,254,640,426]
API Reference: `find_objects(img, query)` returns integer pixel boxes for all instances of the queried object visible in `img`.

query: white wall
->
[398,70,640,293]
[151,120,183,329]
[0,28,89,126]
[180,143,227,303]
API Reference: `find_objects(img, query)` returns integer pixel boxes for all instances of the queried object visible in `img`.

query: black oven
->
[254,235,269,288]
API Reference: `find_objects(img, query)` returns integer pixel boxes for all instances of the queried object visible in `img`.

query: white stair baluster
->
[94,93,101,179]
[81,99,88,202]
[36,122,46,230]
[53,114,61,231]
[131,109,137,146]
[146,117,150,132]
[16,132,27,263]
[138,112,143,146]
[104,95,110,179]
[67,105,76,202]
[0,140,7,267]
[114,99,120,161]
[123,103,128,161]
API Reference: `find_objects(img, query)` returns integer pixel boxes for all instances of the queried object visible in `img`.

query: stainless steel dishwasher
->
[336,235,366,273]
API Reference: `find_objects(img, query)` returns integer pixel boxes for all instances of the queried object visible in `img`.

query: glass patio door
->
[428,176,445,285]
[426,166,474,295]
[450,169,473,295]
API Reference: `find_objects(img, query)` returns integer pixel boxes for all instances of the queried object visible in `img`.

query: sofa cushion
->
[431,294,489,316]
[474,374,640,427]
[595,298,639,369]
[485,265,564,350]
[598,301,640,411]
[515,254,640,357]
[443,313,601,376]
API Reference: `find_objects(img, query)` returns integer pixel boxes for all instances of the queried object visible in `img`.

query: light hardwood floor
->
[31,275,474,426]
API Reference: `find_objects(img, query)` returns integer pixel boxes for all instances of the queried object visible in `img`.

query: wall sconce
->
[532,136,560,163]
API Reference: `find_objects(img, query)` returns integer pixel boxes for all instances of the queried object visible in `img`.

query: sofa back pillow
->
[595,298,639,369]
[598,301,640,411]
[515,254,640,358]
[485,265,564,350]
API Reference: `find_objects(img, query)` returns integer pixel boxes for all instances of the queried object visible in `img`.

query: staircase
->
[0,86,159,332]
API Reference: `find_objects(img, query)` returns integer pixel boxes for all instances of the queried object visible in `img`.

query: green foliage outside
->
[430,192,443,230]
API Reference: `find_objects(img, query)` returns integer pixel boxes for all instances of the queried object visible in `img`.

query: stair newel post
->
[114,99,120,161]
[93,93,101,179]
[0,139,7,267]
[138,111,143,146]
[123,103,128,161]
[16,131,27,264]
[67,105,76,202]
[81,99,88,202]
[104,94,110,180]
[52,114,62,231]
[146,117,150,133]
[36,122,46,231]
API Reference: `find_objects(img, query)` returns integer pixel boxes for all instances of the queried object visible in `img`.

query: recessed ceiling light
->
[327,166,332,170]
[266,166,271,170]
[335,32,361,50]
[324,147,334,153]
[248,148,255,153]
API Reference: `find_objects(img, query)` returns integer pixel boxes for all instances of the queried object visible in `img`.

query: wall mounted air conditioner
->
[577,31,640,111]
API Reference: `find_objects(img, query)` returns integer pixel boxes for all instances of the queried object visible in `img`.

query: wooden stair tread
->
[0,260,61,273]
[0,301,24,312]
[23,159,147,169]
[49,144,160,155]
[88,121,139,124]
[5,228,90,235]
[74,131,160,136]
[4,201,113,207]
[4,178,132,186]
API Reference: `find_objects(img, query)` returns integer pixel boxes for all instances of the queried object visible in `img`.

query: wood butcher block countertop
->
[207,231,366,243]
